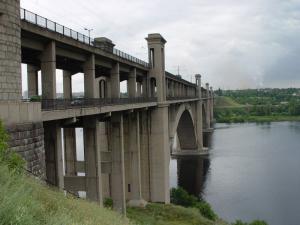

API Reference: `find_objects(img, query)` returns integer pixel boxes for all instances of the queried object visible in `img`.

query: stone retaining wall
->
[6,122,45,178]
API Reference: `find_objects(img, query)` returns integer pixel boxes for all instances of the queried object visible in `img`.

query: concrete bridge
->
[0,1,214,214]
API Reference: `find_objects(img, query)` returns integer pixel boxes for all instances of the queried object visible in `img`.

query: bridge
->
[0,1,214,214]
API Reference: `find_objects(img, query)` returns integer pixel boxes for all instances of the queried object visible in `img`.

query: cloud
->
[21,0,300,90]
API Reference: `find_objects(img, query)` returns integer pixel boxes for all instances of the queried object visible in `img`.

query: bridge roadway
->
[0,2,215,215]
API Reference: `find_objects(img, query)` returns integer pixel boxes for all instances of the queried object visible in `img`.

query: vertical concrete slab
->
[41,41,56,99]
[27,65,39,98]
[110,63,120,98]
[150,105,170,203]
[195,74,203,150]
[63,70,72,99]
[210,87,214,122]
[137,82,142,97]
[110,112,126,213]
[83,118,103,205]
[44,122,64,189]
[84,55,96,98]
[128,68,136,98]
[64,128,77,175]
[205,83,211,128]
[127,112,146,207]
[142,76,149,97]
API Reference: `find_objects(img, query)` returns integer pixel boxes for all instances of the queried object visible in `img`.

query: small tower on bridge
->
[146,33,167,102]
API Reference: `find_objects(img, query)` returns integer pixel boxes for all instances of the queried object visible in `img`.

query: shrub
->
[170,187,197,207]
[103,197,113,209]
[232,219,268,225]
[30,95,41,101]
[0,121,24,174]
[195,201,217,221]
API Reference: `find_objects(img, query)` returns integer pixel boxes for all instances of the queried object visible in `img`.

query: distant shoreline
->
[215,115,300,123]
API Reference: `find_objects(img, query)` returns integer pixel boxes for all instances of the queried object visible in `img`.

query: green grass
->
[0,164,132,225]
[217,115,300,123]
[215,96,243,108]
[127,203,229,225]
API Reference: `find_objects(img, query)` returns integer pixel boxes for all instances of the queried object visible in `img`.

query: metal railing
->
[20,8,149,68]
[40,97,157,111]
[166,96,198,101]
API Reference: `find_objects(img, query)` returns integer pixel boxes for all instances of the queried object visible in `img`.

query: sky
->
[20,0,300,91]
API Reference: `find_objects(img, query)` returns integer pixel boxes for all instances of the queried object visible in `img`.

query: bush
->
[170,187,217,221]
[103,197,113,209]
[30,95,41,101]
[170,187,197,207]
[195,201,217,221]
[0,121,24,174]
[232,219,268,225]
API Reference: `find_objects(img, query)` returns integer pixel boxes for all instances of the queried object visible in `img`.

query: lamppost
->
[84,28,93,44]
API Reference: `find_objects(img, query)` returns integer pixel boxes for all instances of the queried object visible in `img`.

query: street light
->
[84,27,93,39]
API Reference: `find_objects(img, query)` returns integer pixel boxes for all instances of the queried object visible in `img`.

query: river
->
[170,122,300,225]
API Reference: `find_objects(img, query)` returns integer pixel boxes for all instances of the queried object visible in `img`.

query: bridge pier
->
[195,74,203,151]
[27,65,39,98]
[110,112,126,213]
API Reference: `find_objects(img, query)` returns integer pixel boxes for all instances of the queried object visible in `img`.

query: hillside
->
[215,96,243,108]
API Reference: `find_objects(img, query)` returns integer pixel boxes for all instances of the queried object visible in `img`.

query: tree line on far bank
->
[214,88,300,123]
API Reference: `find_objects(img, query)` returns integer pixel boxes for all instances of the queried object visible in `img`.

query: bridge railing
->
[166,96,198,101]
[20,8,149,68]
[37,97,157,111]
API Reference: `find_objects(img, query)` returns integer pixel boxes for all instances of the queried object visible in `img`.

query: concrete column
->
[137,82,142,97]
[210,87,214,122]
[41,41,56,99]
[111,112,126,213]
[44,122,64,189]
[63,70,72,99]
[106,77,112,98]
[64,128,77,176]
[142,75,149,97]
[195,74,203,150]
[146,34,167,102]
[128,68,136,98]
[205,83,211,128]
[150,105,170,203]
[110,62,120,98]
[128,112,146,207]
[0,0,22,100]
[84,54,96,98]
[27,65,39,98]
[140,111,150,201]
[83,118,103,205]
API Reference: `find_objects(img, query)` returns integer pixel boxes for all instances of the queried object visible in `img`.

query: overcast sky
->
[21,0,300,91]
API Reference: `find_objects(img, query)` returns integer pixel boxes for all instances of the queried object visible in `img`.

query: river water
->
[170,122,300,225]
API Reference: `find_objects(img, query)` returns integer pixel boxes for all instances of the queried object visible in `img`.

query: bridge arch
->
[170,103,197,153]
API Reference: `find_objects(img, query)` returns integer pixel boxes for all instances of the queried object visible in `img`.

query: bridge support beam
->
[111,112,126,213]
[41,41,56,99]
[128,68,136,98]
[84,54,96,98]
[205,83,211,129]
[63,70,72,99]
[195,74,203,150]
[27,65,39,98]
[83,118,103,205]
[127,112,147,207]
[44,122,64,189]
[150,105,170,203]
[110,63,120,98]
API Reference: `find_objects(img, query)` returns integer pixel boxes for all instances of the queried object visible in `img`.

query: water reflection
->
[171,156,210,198]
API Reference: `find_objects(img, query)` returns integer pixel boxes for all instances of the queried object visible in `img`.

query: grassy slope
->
[128,203,228,225]
[0,164,131,225]
[214,96,242,108]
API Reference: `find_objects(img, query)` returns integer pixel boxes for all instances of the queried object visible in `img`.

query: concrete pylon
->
[128,68,137,98]
[210,87,214,122]
[83,118,103,206]
[44,122,64,189]
[205,83,211,129]
[110,62,120,98]
[84,54,96,98]
[195,74,203,150]
[27,65,39,98]
[110,112,126,214]
[63,70,72,99]
[146,33,167,102]
[41,41,56,99]
[127,112,147,207]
